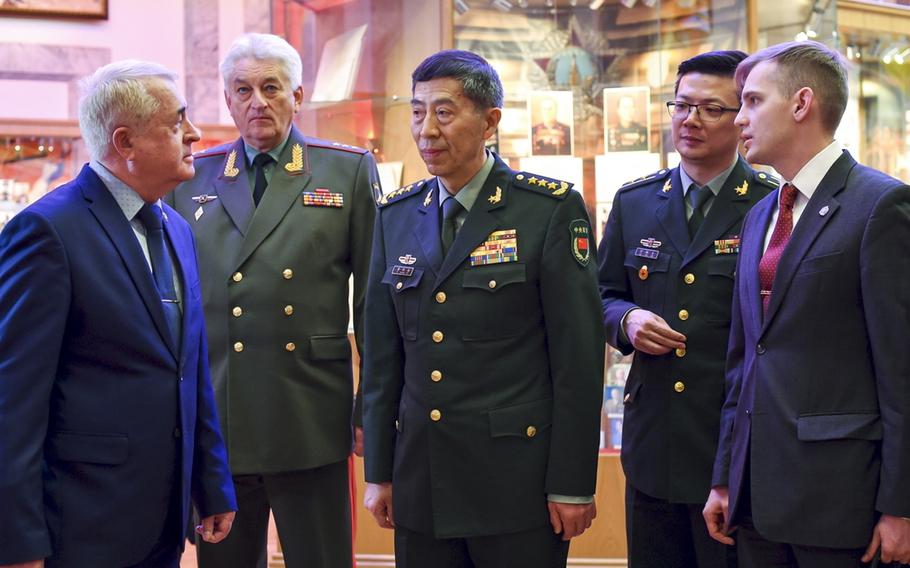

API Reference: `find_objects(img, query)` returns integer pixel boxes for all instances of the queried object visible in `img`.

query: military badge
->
[569,220,591,267]
[191,194,218,204]
[634,247,659,260]
[391,265,415,277]
[638,265,649,280]
[423,188,434,207]
[194,206,204,221]
[470,229,518,266]
[223,150,240,178]
[662,179,671,193]
[302,188,344,207]
[488,186,502,204]
[284,143,305,173]
[734,179,749,196]
[714,237,741,255]
[640,237,662,249]
[398,254,417,265]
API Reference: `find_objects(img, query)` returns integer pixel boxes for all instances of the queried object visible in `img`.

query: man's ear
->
[793,87,814,124]
[483,107,502,140]
[111,126,134,160]
[293,86,304,113]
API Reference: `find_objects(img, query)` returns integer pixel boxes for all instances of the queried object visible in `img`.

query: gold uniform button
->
[430,370,442,382]
[435,291,447,303]
[432,331,444,343]
[675,348,686,358]
[526,426,537,438]
[674,381,685,393]
[684,273,695,284]
[233,342,244,353]
[282,268,293,280]
[232,306,243,317]
[430,409,442,421]
[396,282,403,290]
[488,280,497,289]
[284,305,294,316]
[232,272,243,282]
[285,342,296,352]
[678,309,689,321]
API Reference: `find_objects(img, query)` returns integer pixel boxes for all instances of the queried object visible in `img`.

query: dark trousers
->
[736,517,869,568]
[197,460,352,568]
[394,524,570,568]
[626,483,737,568]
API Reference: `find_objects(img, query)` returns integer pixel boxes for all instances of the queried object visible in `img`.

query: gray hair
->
[78,59,178,161]
[220,33,303,90]
[735,41,849,134]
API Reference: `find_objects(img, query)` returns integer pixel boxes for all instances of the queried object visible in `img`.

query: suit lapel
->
[743,195,774,333]
[414,180,443,276]
[234,127,313,271]
[433,158,511,288]
[683,159,753,266]
[164,208,194,366]
[655,168,690,256]
[80,166,179,362]
[761,152,854,330]
[212,139,255,235]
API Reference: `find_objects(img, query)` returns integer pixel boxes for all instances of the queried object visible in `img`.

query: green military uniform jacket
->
[168,125,379,474]
[362,154,605,537]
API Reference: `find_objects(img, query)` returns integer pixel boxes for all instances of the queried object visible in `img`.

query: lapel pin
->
[640,237,662,249]
[398,254,417,265]
[191,194,218,204]
[819,205,830,216]
[194,206,203,221]
[734,180,749,196]
[488,186,502,204]
[423,189,434,207]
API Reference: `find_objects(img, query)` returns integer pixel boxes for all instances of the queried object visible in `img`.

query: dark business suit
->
[0,165,235,567]
[714,151,910,559]
[599,159,774,566]
[363,155,605,565]
[168,124,379,567]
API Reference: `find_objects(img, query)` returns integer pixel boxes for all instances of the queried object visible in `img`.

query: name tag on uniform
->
[302,188,344,207]
[470,229,518,266]
[634,247,659,259]
[714,237,740,255]
[392,265,414,277]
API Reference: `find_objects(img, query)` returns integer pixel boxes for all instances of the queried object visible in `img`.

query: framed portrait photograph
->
[603,86,651,153]
[527,90,574,157]
[0,0,107,19]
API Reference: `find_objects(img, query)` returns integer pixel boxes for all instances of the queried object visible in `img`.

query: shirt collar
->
[243,131,292,166]
[438,150,495,213]
[786,139,842,204]
[88,160,155,223]
[679,156,738,198]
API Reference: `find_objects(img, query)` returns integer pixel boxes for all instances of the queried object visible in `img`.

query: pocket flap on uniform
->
[623,249,671,273]
[707,255,737,278]
[463,263,526,292]
[489,398,553,438]
[381,266,424,294]
[309,334,351,360]
[47,431,129,465]
[797,413,882,441]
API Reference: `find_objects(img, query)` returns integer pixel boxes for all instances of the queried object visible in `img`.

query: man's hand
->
[862,514,910,564]
[365,482,394,529]
[196,511,235,544]
[703,486,735,545]
[547,501,596,541]
[353,426,364,457]
[624,309,686,355]
[0,561,43,568]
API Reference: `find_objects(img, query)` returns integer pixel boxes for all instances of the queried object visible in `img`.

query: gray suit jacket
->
[168,125,379,474]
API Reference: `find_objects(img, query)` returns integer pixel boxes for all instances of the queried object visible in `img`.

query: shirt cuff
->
[547,494,594,504]
[619,307,639,343]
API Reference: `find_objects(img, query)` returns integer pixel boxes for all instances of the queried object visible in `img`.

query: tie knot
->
[253,153,274,169]
[137,203,164,232]
[688,185,711,210]
[780,183,798,211]
[442,196,463,221]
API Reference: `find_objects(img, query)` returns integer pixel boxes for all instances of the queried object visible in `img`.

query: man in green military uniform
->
[362,49,605,567]
[598,51,777,567]
[167,33,379,568]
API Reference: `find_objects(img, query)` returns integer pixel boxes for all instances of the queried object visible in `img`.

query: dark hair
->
[674,50,749,95]
[735,41,848,135]
[412,49,504,110]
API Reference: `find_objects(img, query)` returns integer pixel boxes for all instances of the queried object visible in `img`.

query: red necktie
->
[758,183,799,313]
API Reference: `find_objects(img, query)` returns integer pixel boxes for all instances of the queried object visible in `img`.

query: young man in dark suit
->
[362,49,605,567]
[704,40,910,567]
[598,50,777,568]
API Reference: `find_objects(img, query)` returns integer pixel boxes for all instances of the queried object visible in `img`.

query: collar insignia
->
[223,150,240,178]
[284,144,304,173]
[734,180,749,196]
[488,186,502,204]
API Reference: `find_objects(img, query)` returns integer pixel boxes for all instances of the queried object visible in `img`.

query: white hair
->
[78,59,179,161]
[220,33,302,90]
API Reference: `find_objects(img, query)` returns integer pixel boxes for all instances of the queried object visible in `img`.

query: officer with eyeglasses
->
[597,50,778,568]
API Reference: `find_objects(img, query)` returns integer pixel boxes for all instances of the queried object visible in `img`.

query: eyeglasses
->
[666,101,740,122]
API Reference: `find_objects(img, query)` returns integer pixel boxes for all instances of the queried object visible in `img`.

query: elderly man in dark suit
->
[362,49,604,568]
[599,50,775,568]
[0,60,235,568]
[167,33,379,568]
[704,40,910,567]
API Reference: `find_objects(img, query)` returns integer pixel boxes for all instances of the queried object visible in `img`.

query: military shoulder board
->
[752,170,781,190]
[618,168,671,192]
[512,172,572,199]
[377,179,428,207]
